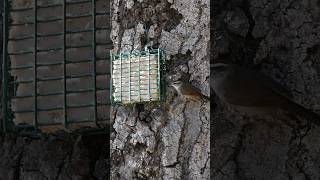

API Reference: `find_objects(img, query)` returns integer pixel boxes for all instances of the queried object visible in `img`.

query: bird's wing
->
[223,66,292,107]
[256,71,293,99]
[182,84,206,97]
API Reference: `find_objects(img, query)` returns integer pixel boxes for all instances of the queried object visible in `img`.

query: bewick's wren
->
[211,63,320,126]
[171,80,209,101]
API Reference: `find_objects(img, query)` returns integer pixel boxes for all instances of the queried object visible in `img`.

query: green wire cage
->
[110,49,166,104]
[1,0,112,135]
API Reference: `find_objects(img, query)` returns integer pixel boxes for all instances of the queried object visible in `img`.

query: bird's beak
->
[170,82,178,86]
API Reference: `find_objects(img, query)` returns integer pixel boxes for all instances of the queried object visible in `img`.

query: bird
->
[171,80,209,102]
[211,63,320,126]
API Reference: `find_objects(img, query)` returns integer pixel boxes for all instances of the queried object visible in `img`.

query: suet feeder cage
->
[110,49,166,104]
[2,0,111,135]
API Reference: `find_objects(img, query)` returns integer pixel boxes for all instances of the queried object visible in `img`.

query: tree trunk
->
[213,0,320,179]
[110,0,210,179]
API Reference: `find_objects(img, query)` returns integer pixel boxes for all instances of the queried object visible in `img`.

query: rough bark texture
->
[0,133,109,180]
[213,0,320,179]
[110,0,210,179]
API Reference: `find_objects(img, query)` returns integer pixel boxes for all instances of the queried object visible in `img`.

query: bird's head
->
[170,80,183,90]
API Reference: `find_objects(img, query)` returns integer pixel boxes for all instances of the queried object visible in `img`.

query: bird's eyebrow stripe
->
[211,63,229,68]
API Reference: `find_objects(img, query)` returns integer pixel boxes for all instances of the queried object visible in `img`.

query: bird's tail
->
[283,100,320,126]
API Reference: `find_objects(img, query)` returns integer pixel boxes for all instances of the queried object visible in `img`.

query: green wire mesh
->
[2,0,111,135]
[110,49,166,104]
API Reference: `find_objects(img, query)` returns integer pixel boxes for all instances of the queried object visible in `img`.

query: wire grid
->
[2,0,111,134]
[110,49,166,104]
